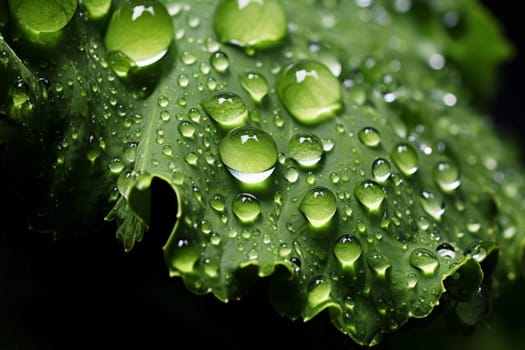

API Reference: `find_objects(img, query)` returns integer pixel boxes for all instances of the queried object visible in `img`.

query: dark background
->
[1,2,523,349]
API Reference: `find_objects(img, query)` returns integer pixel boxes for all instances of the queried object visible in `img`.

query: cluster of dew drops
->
[93,0,469,285]
[2,0,488,305]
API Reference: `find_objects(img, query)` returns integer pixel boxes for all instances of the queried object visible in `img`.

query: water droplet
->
[178,120,196,138]
[232,193,261,223]
[285,167,299,183]
[276,60,342,125]
[104,0,173,71]
[213,0,287,51]
[367,252,391,278]
[307,276,332,308]
[409,248,439,276]
[202,92,248,128]
[210,194,226,212]
[391,142,418,176]
[436,242,456,260]
[10,0,77,36]
[372,158,391,184]
[407,272,418,288]
[83,0,112,20]
[108,158,125,174]
[433,160,461,193]
[169,238,199,273]
[358,127,381,147]
[354,180,385,212]
[299,186,337,227]
[420,190,445,221]
[219,126,278,184]
[210,51,230,73]
[239,72,269,103]
[288,132,324,168]
[333,235,362,269]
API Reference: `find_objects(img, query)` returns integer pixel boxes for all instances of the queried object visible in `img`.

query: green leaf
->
[1,0,523,346]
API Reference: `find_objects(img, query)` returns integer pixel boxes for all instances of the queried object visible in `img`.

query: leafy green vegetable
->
[1,0,523,347]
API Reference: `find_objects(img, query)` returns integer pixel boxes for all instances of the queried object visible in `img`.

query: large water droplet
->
[354,180,385,212]
[288,132,324,168]
[9,0,77,35]
[232,193,261,223]
[239,72,269,103]
[276,60,342,125]
[371,158,391,184]
[299,186,337,227]
[391,143,418,176]
[420,190,445,221]
[202,92,248,129]
[433,160,461,193]
[358,127,381,147]
[409,248,439,276]
[219,126,278,184]
[333,235,362,270]
[213,0,287,51]
[104,0,173,71]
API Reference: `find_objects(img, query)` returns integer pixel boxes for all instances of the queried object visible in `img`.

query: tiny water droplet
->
[239,72,269,103]
[409,248,439,276]
[420,190,445,221]
[219,126,278,184]
[354,180,385,212]
[391,143,418,176]
[276,60,342,125]
[285,167,299,183]
[210,51,230,73]
[299,186,337,227]
[178,120,196,138]
[210,194,226,212]
[436,242,456,260]
[333,235,362,269]
[202,92,248,128]
[232,193,261,223]
[372,158,391,184]
[433,160,461,193]
[367,252,391,278]
[307,276,332,308]
[108,158,125,174]
[358,127,381,147]
[288,132,324,168]
[169,238,199,273]
[213,0,287,51]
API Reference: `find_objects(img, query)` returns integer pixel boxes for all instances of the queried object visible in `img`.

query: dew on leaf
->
[276,60,342,125]
[202,92,248,129]
[209,194,226,212]
[409,248,439,276]
[299,186,337,228]
[288,132,324,168]
[239,72,269,103]
[83,0,112,20]
[433,160,461,193]
[178,121,196,138]
[307,276,332,309]
[232,193,261,223]
[169,238,199,273]
[104,0,173,71]
[108,157,125,174]
[8,0,77,34]
[213,0,287,51]
[333,235,362,270]
[367,252,391,278]
[219,126,278,184]
[420,190,445,221]
[285,167,299,183]
[358,127,381,147]
[203,258,220,278]
[371,158,391,183]
[391,142,418,176]
[354,180,384,213]
[436,242,456,260]
[210,51,230,73]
